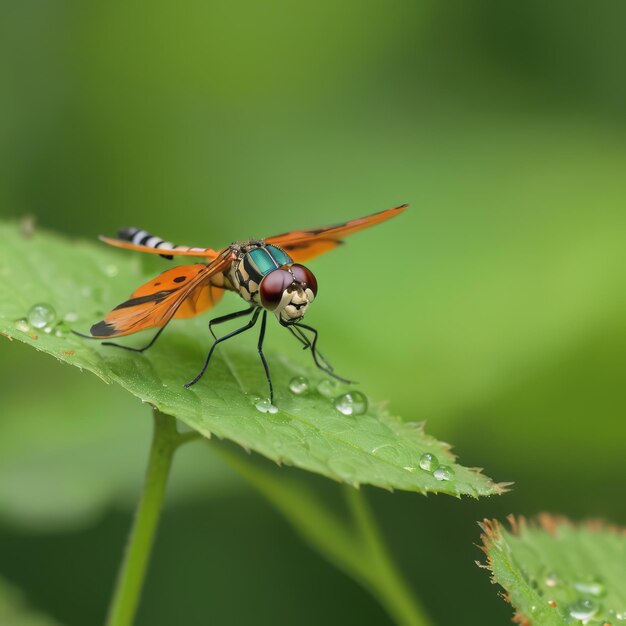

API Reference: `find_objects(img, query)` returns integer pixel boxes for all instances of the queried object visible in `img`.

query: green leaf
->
[0,347,237,529]
[0,222,503,496]
[478,515,626,625]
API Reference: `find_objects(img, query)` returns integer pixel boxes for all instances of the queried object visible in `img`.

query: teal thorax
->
[245,244,292,282]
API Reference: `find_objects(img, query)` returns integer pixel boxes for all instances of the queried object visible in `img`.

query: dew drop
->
[104,264,119,277]
[64,311,79,323]
[419,453,439,472]
[43,325,53,334]
[574,580,606,598]
[52,321,69,336]
[333,391,368,416]
[289,376,309,395]
[255,398,278,414]
[27,303,56,329]
[545,574,558,588]
[433,465,453,481]
[317,378,340,398]
[569,599,598,622]
[616,611,626,621]
[14,318,31,332]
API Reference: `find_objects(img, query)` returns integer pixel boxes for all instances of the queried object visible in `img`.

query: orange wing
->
[90,256,230,339]
[264,204,408,263]
[100,226,219,260]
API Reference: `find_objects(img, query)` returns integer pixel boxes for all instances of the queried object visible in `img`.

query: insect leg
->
[285,324,309,349]
[208,306,256,340]
[257,310,274,403]
[72,286,195,352]
[72,325,167,353]
[289,324,334,372]
[101,325,168,353]
[283,322,336,374]
[185,307,262,388]
[291,322,355,384]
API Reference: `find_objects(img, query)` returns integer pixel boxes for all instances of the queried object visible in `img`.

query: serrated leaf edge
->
[477,513,626,626]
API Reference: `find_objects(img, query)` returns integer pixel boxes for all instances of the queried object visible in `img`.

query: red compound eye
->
[260,269,293,310]
[290,264,318,296]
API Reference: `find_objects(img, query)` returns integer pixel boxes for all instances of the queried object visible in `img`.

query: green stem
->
[213,442,433,626]
[345,487,433,626]
[105,410,180,626]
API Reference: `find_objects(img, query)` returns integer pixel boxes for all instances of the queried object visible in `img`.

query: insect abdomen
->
[118,227,178,259]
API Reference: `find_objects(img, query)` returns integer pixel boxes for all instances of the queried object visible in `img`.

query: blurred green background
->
[2,1,626,624]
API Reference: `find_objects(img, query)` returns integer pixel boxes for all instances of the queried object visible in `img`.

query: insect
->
[82,204,407,402]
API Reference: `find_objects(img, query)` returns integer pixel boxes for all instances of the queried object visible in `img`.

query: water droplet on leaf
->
[104,264,118,277]
[545,574,558,588]
[27,303,56,329]
[433,466,453,481]
[52,321,70,336]
[419,453,439,472]
[574,580,606,598]
[255,398,278,414]
[289,376,309,395]
[569,599,598,622]
[14,318,31,333]
[333,391,368,416]
[317,378,340,398]
[64,311,79,323]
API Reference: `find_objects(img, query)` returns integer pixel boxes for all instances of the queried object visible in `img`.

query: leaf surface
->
[0,223,504,496]
[0,347,236,529]
[478,515,626,625]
